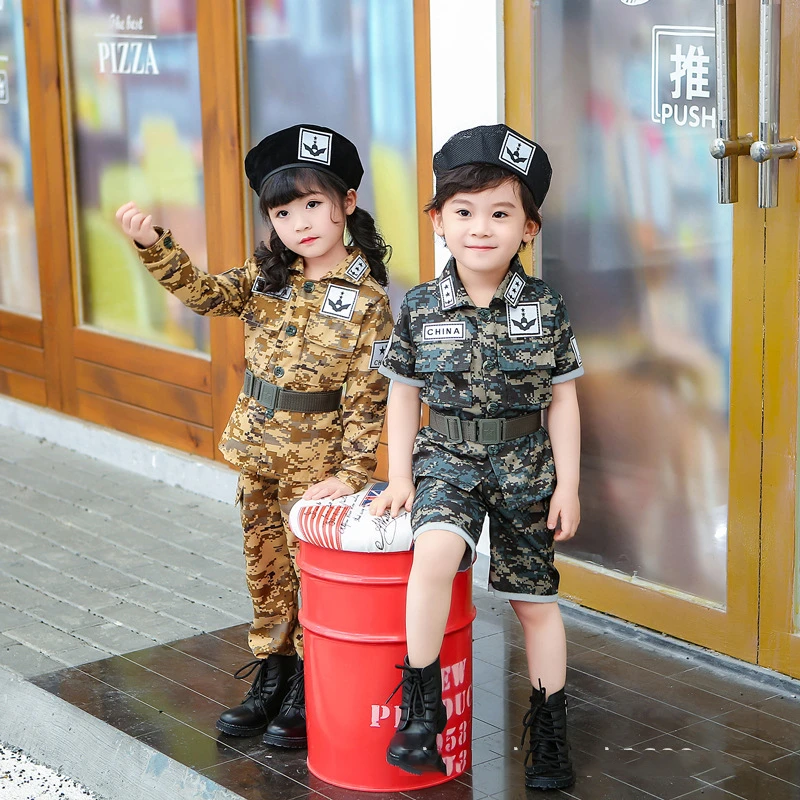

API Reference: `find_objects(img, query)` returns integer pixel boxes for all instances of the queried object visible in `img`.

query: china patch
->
[570,336,582,367]
[252,276,292,300]
[499,130,536,175]
[506,302,543,337]
[369,339,390,369]
[298,127,332,166]
[422,322,466,341]
[503,272,526,307]
[321,284,358,320]
[345,255,368,282]
[439,275,456,310]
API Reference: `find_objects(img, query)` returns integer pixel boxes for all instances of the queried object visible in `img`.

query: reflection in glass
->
[65,0,208,352]
[538,1,731,603]
[0,0,39,316]
[245,0,418,311]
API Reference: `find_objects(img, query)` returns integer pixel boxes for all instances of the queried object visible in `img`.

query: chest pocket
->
[300,313,359,388]
[415,342,474,409]
[497,338,555,409]
[241,296,285,334]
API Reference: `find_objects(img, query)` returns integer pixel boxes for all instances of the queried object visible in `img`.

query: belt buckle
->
[478,418,503,445]
[445,416,463,444]
[243,370,254,396]
[259,381,279,410]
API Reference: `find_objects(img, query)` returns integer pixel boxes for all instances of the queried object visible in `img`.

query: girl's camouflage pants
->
[237,471,306,659]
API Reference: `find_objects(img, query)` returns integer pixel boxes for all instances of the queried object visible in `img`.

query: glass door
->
[507,0,788,664]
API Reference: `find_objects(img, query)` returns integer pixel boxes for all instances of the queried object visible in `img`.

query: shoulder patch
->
[570,336,582,367]
[321,285,359,321]
[369,339,390,369]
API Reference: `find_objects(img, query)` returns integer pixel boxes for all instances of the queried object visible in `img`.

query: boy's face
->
[267,188,356,260]
[429,179,538,277]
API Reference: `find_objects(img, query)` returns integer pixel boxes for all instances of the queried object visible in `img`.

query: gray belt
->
[243,369,341,413]
[428,407,542,444]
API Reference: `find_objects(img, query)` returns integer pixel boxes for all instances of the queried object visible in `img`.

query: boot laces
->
[520,681,565,772]
[387,664,436,722]
[280,666,305,711]
[233,658,281,704]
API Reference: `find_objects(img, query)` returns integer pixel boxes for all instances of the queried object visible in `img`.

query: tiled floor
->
[31,590,800,800]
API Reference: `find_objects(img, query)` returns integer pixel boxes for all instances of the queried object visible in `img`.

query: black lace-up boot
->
[520,682,575,790]
[216,654,297,737]
[386,657,448,775]
[262,658,307,748]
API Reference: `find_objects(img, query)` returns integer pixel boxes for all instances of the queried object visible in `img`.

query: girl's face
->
[429,179,538,277]
[267,188,356,261]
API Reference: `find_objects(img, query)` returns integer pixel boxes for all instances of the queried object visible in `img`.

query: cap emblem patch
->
[298,128,332,166]
[499,131,535,175]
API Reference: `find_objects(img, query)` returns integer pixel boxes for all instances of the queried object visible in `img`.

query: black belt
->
[243,369,342,413]
[428,407,542,444]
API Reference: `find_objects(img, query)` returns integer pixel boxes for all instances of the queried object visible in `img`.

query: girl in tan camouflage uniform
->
[116,124,394,749]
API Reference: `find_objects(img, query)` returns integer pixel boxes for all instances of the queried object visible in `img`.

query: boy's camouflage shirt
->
[137,229,393,491]
[380,257,583,509]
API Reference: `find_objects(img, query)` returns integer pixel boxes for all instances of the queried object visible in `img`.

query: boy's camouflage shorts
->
[411,474,559,602]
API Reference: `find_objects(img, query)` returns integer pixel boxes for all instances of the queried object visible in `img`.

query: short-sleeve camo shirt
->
[137,229,393,491]
[379,257,583,509]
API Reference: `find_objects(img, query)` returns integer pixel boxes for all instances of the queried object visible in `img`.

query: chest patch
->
[369,339,390,369]
[439,276,456,310]
[252,276,292,300]
[321,285,359,320]
[503,273,526,307]
[422,322,466,342]
[507,302,543,337]
[344,255,368,282]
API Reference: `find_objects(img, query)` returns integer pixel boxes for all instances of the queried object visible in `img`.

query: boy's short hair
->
[424,163,543,231]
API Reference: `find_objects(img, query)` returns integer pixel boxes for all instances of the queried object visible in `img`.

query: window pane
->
[537,0,731,604]
[65,0,209,353]
[244,0,419,310]
[0,0,39,316]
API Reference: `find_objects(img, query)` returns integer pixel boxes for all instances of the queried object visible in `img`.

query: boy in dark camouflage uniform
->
[371,125,582,790]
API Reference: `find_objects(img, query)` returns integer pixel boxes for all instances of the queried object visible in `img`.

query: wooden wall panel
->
[77,392,214,458]
[75,362,213,427]
[0,368,47,407]
[0,312,43,348]
[0,340,45,378]
[73,329,212,393]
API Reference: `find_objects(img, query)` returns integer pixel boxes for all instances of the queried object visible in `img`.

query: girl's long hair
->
[253,168,390,291]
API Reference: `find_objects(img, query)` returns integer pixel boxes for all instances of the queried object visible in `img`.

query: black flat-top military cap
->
[433,124,552,208]
[245,124,364,194]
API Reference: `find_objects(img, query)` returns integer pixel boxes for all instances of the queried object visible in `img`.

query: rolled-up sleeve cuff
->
[379,365,425,387]
[552,366,584,384]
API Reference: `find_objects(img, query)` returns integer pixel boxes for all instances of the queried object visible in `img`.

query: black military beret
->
[245,124,364,195]
[433,124,552,208]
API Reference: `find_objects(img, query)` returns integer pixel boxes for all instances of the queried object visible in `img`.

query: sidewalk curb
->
[0,666,242,800]
[0,396,237,504]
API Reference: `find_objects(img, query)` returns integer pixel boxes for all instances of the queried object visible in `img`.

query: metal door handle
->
[710,0,752,203]
[750,0,798,207]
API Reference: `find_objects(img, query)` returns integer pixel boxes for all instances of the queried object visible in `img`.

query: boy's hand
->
[302,477,352,501]
[369,478,415,518]
[547,487,580,541]
[116,201,159,247]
